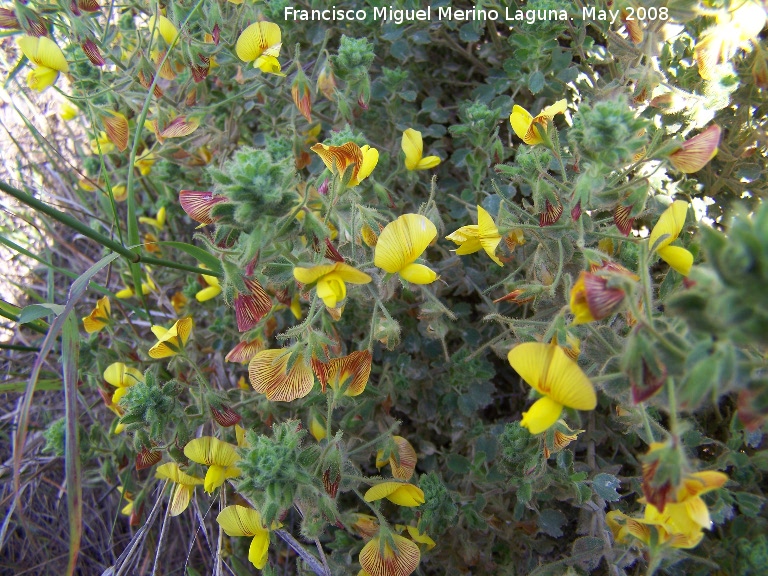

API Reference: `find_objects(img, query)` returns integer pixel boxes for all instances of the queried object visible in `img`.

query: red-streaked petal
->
[225,338,265,363]
[102,111,129,152]
[248,349,314,402]
[613,205,634,236]
[81,39,105,66]
[179,190,227,225]
[539,200,563,227]
[235,278,272,332]
[160,116,200,140]
[136,446,161,470]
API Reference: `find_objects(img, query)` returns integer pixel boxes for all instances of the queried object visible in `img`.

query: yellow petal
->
[534,99,568,121]
[402,128,424,170]
[316,274,346,308]
[510,105,535,142]
[294,264,338,285]
[203,464,227,493]
[357,146,379,184]
[405,525,436,550]
[323,350,372,396]
[248,349,314,402]
[389,436,417,480]
[678,471,728,500]
[374,214,437,274]
[416,156,441,170]
[169,484,192,516]
[657,246,693,276]
[364,482,425,507]
[236,22,282,62]
[520,396,564,434]
[216,505,266,537]
[335,263,373,284]
[183,436,239,467]
[17,36,69,72]
[311,142,363,182]
[155,462,204,485]
[26,67,59,91]
[507,342,597,410]
[149,14,178,45]
[398,263,436,284]
[103,362,127,388]
[649,200,688,252]
[249,531,270,569]
[255,55,284,75]
[196,285,222,302]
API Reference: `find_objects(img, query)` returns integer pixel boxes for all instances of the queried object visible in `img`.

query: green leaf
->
[447,453,471,474]
[62,312,82,576]
[18,303,66,324]
[528,70,545,94]
[734,492,765,518]
[592,473,621,502]
[538,509,567,538]
[157,241,222,275]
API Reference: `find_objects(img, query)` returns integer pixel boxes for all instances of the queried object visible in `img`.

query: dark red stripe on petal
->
[539,199,563,227]
[613,204,634,236]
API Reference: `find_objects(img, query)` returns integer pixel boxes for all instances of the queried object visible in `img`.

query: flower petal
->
[235,278,272,332]
[183,436,239,467]
[657,246,694,276]
[294,264,338,285]
[179,190,227,226]
[402,129,424,171]
[102,112,129,152]
[216,504,265,537]
[507,342,596,410]
[248,349,314,401]
[669,125,721,173]
[357,146,379,184]
[360,535,420,576]
[225,338,265,363]
[249,531,270,569]
[649,200,688,252]
[389,436,417,480]
[375,214,437,274]
[236,22,281,62]
[325,350,372,396]
[520,396,564,434]
[169,484,192,516]
[18,36,69,72]
[364,482,425,507]
[510,105,535,143]
[416,155,441,170]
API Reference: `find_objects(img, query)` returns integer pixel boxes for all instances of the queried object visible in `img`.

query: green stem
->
[0,179,138,261]
[666,377,679,437]
[640,406,656,445]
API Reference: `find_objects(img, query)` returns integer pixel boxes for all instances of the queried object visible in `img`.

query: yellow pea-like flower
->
[235,21,284,76]
[363,481,425,507]
[216,505,275,569]
[445,205,504,266]
[508,342,597,434]
[183,436,240,493]
[82,296,111,333]
[293,262,372,309]
[648,200,693,276]
[509,99,567,146]
[311,142,379,187]
[148,317,193,359]
[17,35,69,92]
[155,462,204,516]
[374,214,437,284]
[401,128,441,170]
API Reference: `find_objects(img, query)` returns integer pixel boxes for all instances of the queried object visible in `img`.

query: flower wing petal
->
[402,129,424,170]
[649,200,688,252]
[248,349,314,401]
[216,505,264,537]
[521,396,564,434]
[657,246,693,276]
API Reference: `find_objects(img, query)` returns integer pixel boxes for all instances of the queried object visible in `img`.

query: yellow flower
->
[248,349,314,401]
[148,14,178,45]
[217,505,275,569]
[312,350,373,396]
[509,99,567,146]
[148,317,193,359]
[155,462,204,516]
[445,205,503,266]
[235,21,283,75]
[17,35,69,92]
[116,271,157,299]
[649,200,693,276]
[359,534,420,576]
[59,101,78,121]
[311,142,379,187]
[138,206,166,230]
[374,214,437,284]
[668,125,721,174]
[507,342,597,434]
[569,263,637,325]
[293,262,372,309]
[90,132,115,155]
[376,436,417,481]
[111,185,127,202]
[606,508,704,550]
[396,525,436,551]
[225,338,265,363]
[183,436,241,493]
[308,409,327,442]
[364,482,425,507]
[694,2,767,80]
[401,128,441,170]
[195,271,221,302]
[134,150,156,176]
[82,296,110,333]
[103,362,144,404]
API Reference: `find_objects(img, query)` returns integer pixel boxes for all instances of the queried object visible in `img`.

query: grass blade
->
[62,312,82,576]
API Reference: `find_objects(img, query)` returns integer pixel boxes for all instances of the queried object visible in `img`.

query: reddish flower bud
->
[539,199,563,227]
[211,405,242,427]
[136,446,161,470]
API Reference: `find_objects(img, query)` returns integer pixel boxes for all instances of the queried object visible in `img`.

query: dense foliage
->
[2,1,768,575]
